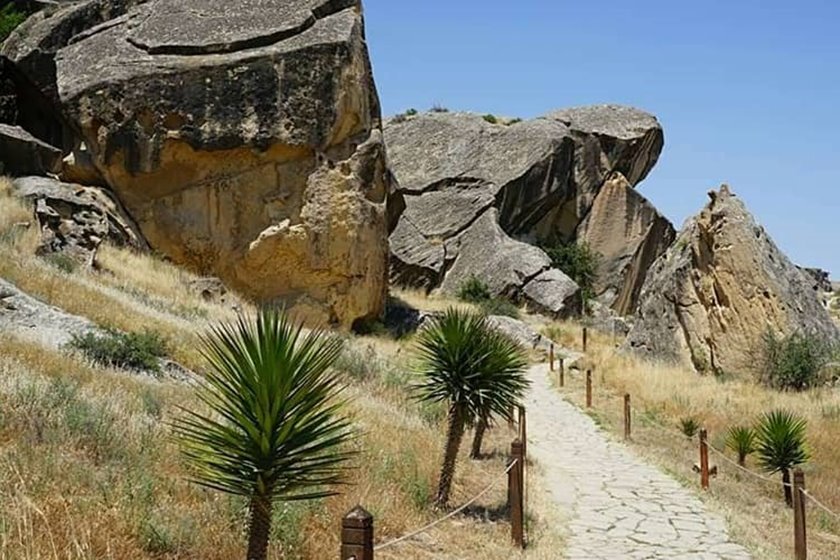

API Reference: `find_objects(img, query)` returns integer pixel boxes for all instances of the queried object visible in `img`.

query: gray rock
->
[523,268,581,318]
[797,266,832,294]
[0,123,61,175]
[385,106,669,317]
[625,185,839,375]
[12,175,147,259]
[486,315,553,354]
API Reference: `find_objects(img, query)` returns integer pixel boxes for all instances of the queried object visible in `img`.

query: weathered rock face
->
[576,173,676,315]
[385,106,670,316]
[625,186,839,375]
[4,0,391,328]
[13,176,146,261]
[0,123,61,175]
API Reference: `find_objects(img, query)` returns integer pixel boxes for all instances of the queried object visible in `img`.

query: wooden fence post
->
[559,358,565,388]
[518,405,527,458]
[341,506,374,560]
[549,342,554,372]
[586,370,592,408]
[583,327,588,353]
[509,439,525,549]
[699,429,710,490]
[793,469,807,560]
[624,394,631,441]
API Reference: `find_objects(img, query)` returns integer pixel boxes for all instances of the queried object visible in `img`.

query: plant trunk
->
[246,493,274,560]
[782,469,793,507]
[737,454,746,467]
[435,405,466,509]
[470,417,488,459]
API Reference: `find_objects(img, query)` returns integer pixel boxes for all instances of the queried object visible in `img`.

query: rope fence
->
[373,458,519,552]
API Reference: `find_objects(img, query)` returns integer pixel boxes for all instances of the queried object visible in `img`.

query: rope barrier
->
[373,459,519,551]
[704,443,793,488]
[801,489,840,522]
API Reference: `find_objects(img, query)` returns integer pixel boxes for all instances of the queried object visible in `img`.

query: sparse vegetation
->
[0,4,26,43]
[755,410,810,507]
[42,251,79,273]
[68,328,168,373]
[413,308,529,507]
[679,416,700,438]
[482,113,498,124]
[457,275,491,303]
[478,297,521,319]
[430,103,449,113]
[405,108,418,116]
[726,425,757,466]
[760,330,834,391]
[540,239,600,309]
[506,118,523,125]
[174,309,354,560]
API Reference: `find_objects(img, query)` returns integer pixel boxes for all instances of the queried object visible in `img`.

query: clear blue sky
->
[364,0,840,277]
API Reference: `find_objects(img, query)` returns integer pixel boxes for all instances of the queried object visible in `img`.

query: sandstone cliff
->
[2,0,392,329]
[625,185,839,375]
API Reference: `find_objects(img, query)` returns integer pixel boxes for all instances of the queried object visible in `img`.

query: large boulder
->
[4,0,392,329]
[625,185,839,375]
[385,106,670,317]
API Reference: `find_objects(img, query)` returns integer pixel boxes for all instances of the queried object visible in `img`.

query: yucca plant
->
[725,425,757,467]
[679,417,700,438]
[414,308,529,508]
[173,309,355,560]
[755,410,810,507]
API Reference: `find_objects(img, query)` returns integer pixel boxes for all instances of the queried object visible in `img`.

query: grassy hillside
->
[0,178,568,558]
[545,322,840,560]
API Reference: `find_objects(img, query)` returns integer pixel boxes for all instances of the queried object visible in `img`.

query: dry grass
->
[0,180,560,558]
[546,321,840,560]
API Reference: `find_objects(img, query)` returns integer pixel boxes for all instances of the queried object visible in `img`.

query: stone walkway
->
[524,363,752,560]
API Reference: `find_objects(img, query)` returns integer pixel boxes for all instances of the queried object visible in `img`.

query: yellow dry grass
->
[0,180,562,558]
[546,321,840,560]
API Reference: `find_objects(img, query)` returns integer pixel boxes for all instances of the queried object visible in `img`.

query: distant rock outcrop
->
[625,186,839,375]
[3,0,393,329]
[384,105,673,317]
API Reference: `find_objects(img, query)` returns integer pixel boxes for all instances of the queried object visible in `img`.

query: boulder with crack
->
[625,185,839,376]
[4,0,393,329]
[385,106,672,317]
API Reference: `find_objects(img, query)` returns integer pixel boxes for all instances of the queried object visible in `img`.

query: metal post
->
[341,506,373,560]
[793,469,807,560]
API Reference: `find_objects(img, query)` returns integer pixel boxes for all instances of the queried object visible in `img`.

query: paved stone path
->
[525,363,752,560]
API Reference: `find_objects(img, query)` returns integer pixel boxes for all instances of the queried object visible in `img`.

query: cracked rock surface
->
[4,0,392,328]
[525,363,752,560]
[385,107,672,317]
[625,185,839,375]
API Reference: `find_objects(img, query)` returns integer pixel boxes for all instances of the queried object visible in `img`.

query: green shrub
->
[679,417,700,438]
[68,328,168,373]
[478,297,520,319]
[42,252,79,274]
[405,108,418,116]
[755,409,810,506]
[506,118,523,125]
[725,425,756,466]
[760,330,833,391]
[0,4,26,43]
[430,104,449,113]
[482,114,498,124]
[540,239,600,307]
[457,275,491,303]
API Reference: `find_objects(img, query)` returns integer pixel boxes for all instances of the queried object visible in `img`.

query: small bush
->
[42,252,79,274]
[760,330,833,391]
[540,239,600,307]
[725,425,757,466]
[391,113,407,124]
[679,417,700,438]
[0,4,27,43]
[479,297,520,319]
[482,114,498,124]
[457,275,491,303]
[506,118,523,125]
[430,104,449,113]
[68,328,167,373]
[405,108,418,116]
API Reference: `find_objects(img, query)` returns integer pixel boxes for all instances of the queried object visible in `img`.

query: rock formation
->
[2,0,392,329]
[0,123,61,175]
[385,106,673,317]
[625,186,839,375]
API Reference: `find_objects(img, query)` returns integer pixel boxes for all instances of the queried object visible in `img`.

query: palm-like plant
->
[173,309,355,560]
[755,410,810,507]
[725,425,757,467]
[413,308,529,508]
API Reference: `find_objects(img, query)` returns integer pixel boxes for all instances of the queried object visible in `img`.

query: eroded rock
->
[625,185,839,375]
[0,123,61,175]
